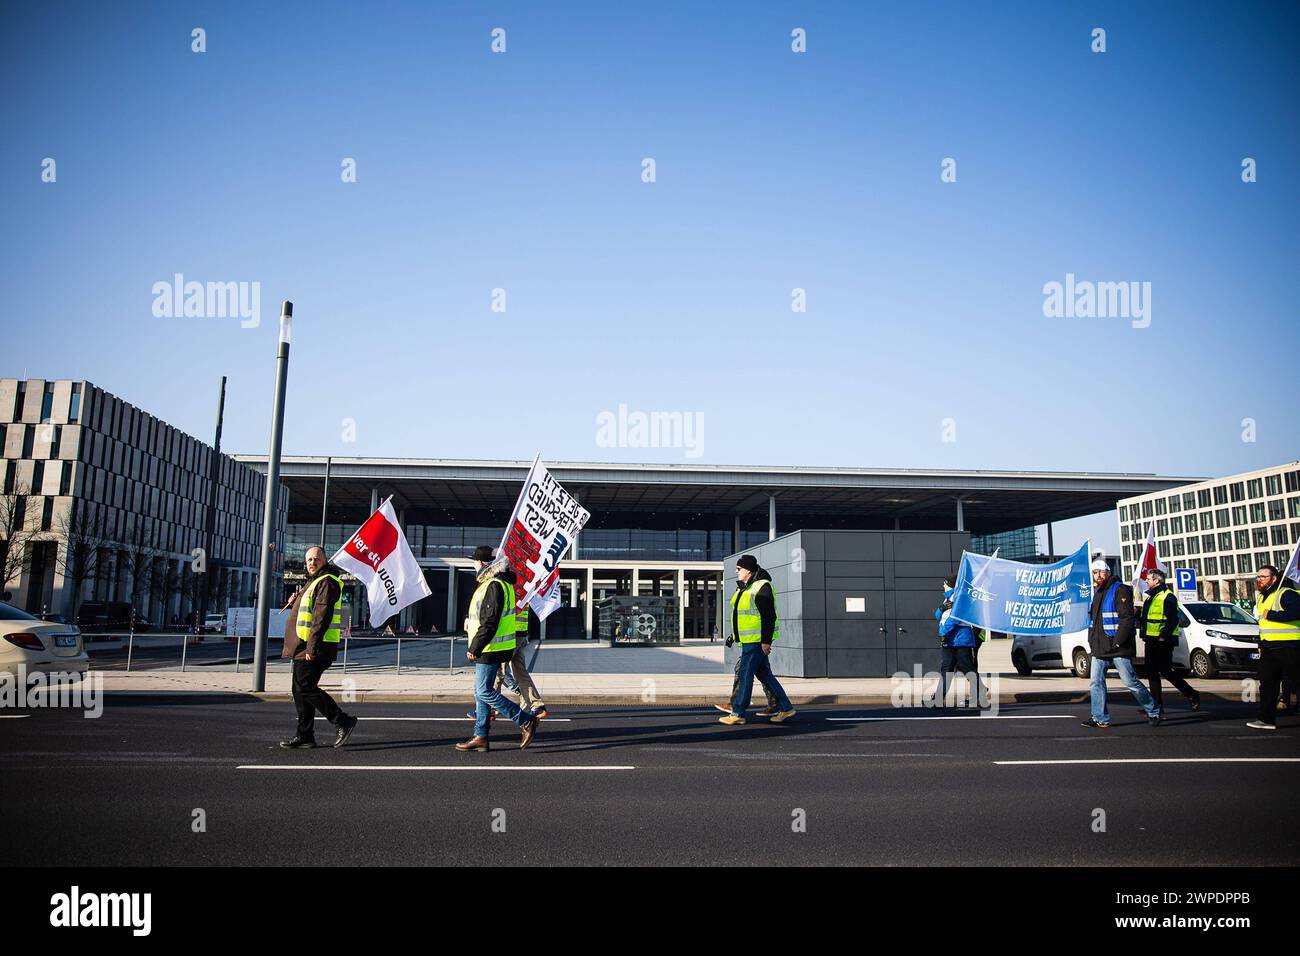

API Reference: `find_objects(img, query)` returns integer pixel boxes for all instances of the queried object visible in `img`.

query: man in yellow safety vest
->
[456,546,540,752]
[1248,564,1300,730]
[720,555,795,725]
[279,546,358,749]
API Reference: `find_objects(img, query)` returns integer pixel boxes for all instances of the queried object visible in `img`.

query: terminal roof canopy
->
[235,457,1203,536]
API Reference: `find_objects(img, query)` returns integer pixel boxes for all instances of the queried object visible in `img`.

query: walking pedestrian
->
[719,555,795,725]
[279,546,358,749]
[936,575,981,708]
[1137,567,1201,712]
[455,547,540,752]
[1083,559,1160,729]
[1247,566,1300,730]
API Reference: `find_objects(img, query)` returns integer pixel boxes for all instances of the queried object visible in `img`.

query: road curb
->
[98,690,1251,707]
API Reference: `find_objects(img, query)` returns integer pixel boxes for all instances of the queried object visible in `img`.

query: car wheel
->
[1012,649,1032,676]
[1190,648,1216,679]
[1072,647,1091,679]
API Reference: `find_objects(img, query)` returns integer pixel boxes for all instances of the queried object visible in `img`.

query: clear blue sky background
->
[3,0,1297,553]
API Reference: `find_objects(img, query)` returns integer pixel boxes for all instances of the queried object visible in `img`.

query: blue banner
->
[949,541,1093,635]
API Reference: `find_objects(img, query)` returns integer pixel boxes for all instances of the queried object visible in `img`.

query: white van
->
[1012,629,1094,677]
[1172,601,1259,677]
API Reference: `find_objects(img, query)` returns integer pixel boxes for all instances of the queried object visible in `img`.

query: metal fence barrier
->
[100,629,467,674]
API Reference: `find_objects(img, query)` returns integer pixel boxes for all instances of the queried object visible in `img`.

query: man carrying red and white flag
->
[333,497,432,628]
[1130,523,1168,597]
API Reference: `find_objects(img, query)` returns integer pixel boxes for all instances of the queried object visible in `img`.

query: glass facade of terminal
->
[285,522,771,570]
[971,526,1039,561]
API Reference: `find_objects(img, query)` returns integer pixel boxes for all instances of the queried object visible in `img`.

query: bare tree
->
[0,482,34,600]
[151,559,181,626]
[52,502,109,623]
[120,519,155,619]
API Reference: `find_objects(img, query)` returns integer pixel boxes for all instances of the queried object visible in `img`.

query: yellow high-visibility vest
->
[731,577,779,645]
[1143,588,1178,638]
[466,577,518,653]
[296,574,342,644]
[1255,586,1300,642]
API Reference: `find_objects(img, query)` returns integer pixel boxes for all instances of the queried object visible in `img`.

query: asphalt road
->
[2,696,1296,866]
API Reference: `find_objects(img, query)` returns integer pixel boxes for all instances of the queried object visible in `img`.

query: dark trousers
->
[1144,639,1198,709]
[1259,641,1300,726]
[293,657,342,737]
[939,646,980,707]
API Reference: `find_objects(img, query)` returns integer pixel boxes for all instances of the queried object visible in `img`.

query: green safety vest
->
[296,573,342,644]
[1255,586,1300,643]
[515,602,531,636]
[1143,587,1177,638]
[731,577,779,644]
[466,577,518,653]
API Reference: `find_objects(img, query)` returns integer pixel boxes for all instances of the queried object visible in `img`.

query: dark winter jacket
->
[1088,574,1136,659]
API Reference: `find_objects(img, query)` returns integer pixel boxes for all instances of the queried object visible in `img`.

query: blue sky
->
[3,0,1297,553]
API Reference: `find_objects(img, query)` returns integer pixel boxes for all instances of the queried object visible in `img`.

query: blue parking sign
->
[1175,567,1197,592]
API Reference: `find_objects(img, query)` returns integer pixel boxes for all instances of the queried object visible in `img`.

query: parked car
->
[203,613,226,634]
[76,600,134,633]
[1172,602,1259,677]
[0,601,88,676]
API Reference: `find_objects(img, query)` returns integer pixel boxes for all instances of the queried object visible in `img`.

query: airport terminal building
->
[2,377,1207,658]
[236,454,1198,646]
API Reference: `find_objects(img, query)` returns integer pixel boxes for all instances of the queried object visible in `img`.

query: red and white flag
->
[1130,523,1168,596]
[497,456,591,622]
[332,497,432,628]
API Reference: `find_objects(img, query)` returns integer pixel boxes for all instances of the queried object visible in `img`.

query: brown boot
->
[519,716,539,750]
[455,735,490,752]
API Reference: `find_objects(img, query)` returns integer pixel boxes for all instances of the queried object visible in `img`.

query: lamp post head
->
[278,300,293,344]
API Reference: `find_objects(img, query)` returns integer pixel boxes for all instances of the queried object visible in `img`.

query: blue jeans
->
[732,642,792,717]
[474,662,530,738]
[1090,655,1159,724]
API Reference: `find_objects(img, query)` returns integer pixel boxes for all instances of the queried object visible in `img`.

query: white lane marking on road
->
[995,758,1300,766]
[314,716,571,722]
[0,715,31,718]
[827,715,1076,722]
[237,765,634,771]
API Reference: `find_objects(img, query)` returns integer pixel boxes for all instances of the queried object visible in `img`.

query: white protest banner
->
[497,456,591,620]
[332,497,432,628]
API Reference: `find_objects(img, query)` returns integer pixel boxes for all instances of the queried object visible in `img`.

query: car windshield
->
[0,602,38,621]
[1187,603,1256,625]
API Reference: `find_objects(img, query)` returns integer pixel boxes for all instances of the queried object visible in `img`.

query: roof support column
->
[769,494,777,541]
[446,566,457,635]
[955,496,965,532]
[584,565,594,640]
[675,567,685,641]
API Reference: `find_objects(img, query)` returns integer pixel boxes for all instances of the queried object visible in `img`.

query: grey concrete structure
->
[0,379,286,622]
[724,529,969,678]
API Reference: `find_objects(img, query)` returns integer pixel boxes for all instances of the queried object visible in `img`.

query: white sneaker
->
[1246,720,1277,730]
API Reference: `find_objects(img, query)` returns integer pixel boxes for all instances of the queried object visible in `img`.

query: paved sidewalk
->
[90,638,1251,706]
